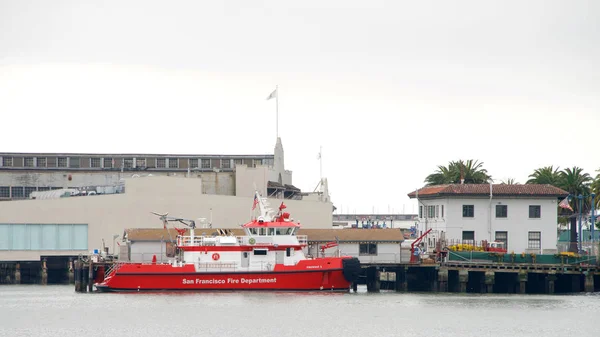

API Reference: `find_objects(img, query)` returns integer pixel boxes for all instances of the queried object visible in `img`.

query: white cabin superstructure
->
[162,191,311,272]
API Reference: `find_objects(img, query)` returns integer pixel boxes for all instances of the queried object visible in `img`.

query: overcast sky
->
[1,0,599,214]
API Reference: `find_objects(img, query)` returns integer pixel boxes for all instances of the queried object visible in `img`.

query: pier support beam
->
[41,259,48,285]
[518,270,528,294]
[458,269,469,293]
[14,263,21,285]
[484,271,495,293]
[437,268,448,292]
[584,272,594,293]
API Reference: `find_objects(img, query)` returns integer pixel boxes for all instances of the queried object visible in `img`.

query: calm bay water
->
[0,285,598,337]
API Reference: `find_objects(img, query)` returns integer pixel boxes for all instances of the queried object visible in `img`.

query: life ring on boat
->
[212,253,220,261]
[249,238,256,245]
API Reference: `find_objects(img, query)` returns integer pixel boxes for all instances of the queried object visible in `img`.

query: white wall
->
[309,242,404,263]
[416,196,558,254]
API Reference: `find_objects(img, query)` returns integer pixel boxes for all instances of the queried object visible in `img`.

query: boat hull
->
[95,258,360,292]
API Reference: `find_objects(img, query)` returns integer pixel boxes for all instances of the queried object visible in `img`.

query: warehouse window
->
[359,243,377,256]
[69,157,80,168]
[136,158,146,168]
[24,157,34,167]
[103,158,113,168]
[189,158,198,168]
[57,157,67,168]
[156,158,166,168]
[90,158,101,168]
[37,157,47,167]
[221,159,231,169]
[201,159,210,169]
[0,187,9,198]
[168,158,178,168]
[2,157,13,167]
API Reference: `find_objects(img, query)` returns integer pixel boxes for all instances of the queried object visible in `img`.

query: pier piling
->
[458,269,468,293]
[518,271,527,294]
[68,259,74,284]
[366,266,380,292]
[41,259,48,285]
[14,263,21,285]
[437,268,448,292]
[584,272,594,293]
[484,271,495,293]
[88,260,94,293]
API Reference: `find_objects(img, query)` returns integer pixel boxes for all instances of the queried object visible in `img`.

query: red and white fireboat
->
[95,192,361,292]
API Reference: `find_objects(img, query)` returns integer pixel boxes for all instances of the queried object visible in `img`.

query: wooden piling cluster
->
[359,261,600,294]
[74,257,112,293]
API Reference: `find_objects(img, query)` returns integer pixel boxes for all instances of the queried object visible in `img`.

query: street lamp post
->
[578,194,583,254]
[591,193,596,246]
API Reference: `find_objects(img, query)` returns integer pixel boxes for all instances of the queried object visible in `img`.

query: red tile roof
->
[407,184,568,198]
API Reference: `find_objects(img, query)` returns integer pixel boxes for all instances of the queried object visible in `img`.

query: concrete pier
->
[363,260,600,295]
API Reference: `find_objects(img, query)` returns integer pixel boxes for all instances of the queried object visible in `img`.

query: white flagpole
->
[319,145,322,180]
[276,84,279,139]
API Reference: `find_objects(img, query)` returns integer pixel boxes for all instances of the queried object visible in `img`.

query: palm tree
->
[526,166,562,186]
[424,159,491,186]
[591,168,600,209]
[501,178,519,185]
[559,166,592,213]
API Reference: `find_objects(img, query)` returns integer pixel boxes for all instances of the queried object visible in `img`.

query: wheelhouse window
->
[359,243,377,256]
[529,205,541,218]
[496,205,508,218]
[253,249,268,256]
[463,205,474,217]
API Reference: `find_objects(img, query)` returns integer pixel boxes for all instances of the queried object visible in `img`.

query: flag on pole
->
[252,194,259,210]
[266,88,277,100]
[559,196,573,212]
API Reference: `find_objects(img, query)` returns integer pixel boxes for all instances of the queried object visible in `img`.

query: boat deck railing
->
[178,235,308,247]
